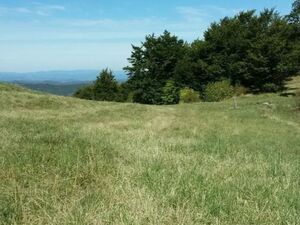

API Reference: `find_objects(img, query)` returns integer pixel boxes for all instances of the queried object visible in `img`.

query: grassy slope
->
[0,83,299,225]
[18,82,90,96]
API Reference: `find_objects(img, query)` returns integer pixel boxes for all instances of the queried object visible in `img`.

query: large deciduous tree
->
[287,0,300,23]
[190,9,296,92]
[124,31,188,104]
[285,0,300,76]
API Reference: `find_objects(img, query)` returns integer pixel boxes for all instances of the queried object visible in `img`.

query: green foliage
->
[94,69,119,101]
[287,0,300,23]
[72,2,299,105]
[179,87,200,103]
[123,7,299,105]
[74,85,94,100]
[204,80,234,102]
[162,80,180,104]
[174,55,200,91]
[131,78,163,105]
[124,31,188,104]
[262,83,282,93]
[234,85,248,96]
[114,83,128,102]
[126,92,134,103]
[285,1,300,77]
[74,69,123,102]
[190,9,299,92]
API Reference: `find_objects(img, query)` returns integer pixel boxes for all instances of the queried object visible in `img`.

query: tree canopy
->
[124,31,188,104]
[191,9,297,92]
[76,1,300,104]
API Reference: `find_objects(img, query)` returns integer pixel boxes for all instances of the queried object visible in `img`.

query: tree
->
[94,69,119,101]
[287,0,300,23]
[285,0,300,76]
[75,3,299,105]
[124,31,188,104]
[191,9,297,92]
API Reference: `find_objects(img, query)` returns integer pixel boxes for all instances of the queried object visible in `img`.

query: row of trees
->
[75,1,300,104]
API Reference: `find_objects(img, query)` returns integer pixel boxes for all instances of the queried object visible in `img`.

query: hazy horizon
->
[0,69,127,82]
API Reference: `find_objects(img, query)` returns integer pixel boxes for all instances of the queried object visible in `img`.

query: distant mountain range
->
[0,70,128,83]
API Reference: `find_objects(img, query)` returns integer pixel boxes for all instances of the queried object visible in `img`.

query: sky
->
[0,0,295,72]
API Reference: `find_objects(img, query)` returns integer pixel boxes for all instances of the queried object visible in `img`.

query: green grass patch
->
[0,83,299,224]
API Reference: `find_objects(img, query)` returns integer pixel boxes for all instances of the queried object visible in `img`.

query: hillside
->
[0,83,299,225]
[16,82,91,96]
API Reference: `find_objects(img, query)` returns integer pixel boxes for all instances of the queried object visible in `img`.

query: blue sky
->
[0,0,294,72]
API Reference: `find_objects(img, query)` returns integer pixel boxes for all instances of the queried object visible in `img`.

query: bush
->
[234,85,248,96]
[74,85,94,100]
[204,80,234,102]
[126,92,134,103]
[180,88,200,103]
[132,79,163,104]
[262,83,281,93]
[115,83,131,102]
[162,80,180,104]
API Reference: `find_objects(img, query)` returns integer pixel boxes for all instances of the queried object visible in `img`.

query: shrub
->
[115,83,131,102]
[162,80,180,104]
[74,85,94,100]
[126,92,134,103]
[180,88,200,103]
[132,79,163,104]
[204,79,234,102]
[262,83,281,93]
[234,85,248,96]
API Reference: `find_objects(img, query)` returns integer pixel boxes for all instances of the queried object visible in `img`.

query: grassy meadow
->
[0,82,299,224]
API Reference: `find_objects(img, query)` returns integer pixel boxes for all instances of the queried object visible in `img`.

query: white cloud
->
[62,17,160,29]
[176,7,208,21]
[15,7,31,14]
[207,5,242,15]
[32,3,65,16]
[36,10,48,16]
[176,5,241,22]
[0,3,65,16]
[40,5,65,11]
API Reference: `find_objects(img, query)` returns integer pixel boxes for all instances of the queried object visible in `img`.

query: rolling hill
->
[15,82,91,96]
[0,83,299,225]
[0,70,128,96]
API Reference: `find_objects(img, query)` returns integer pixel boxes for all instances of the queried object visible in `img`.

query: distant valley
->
[0,70,127,96]
[16,82,91,96]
